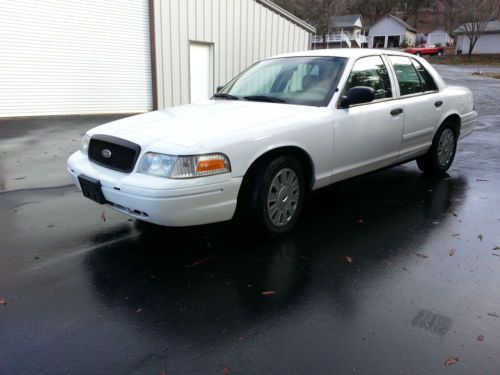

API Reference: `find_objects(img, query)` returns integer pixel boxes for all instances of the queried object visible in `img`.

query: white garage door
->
[0,0,152,117]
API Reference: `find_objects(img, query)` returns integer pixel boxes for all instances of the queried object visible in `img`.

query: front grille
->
[88,135,141,173]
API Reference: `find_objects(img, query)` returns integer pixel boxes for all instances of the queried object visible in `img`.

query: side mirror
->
[339,86,375,108]
[216,85,224,93]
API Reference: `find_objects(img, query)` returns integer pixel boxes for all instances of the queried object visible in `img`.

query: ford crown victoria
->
[67,49,477,236]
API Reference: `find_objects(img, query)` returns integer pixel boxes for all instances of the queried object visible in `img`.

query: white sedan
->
[67,49,477,236]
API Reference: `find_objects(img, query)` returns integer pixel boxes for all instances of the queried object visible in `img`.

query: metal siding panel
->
[187,0,196,40]
[169,0,182,106]
[160,0,174,107]
[212,0,220,87]
[219,0,228,84]
[259,7,270,60]
[154,0,164,108]
[278,16,285,54]
[179,0,190,103]
[240,0,248,72]
[233,0,241,74]
[195,0,204,41]
[226,0,234,81]
[0,0,152,117]
[204,0,212,41]
[247,0,255,65]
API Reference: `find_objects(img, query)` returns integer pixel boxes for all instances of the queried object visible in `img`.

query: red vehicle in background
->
[404,44,444,56]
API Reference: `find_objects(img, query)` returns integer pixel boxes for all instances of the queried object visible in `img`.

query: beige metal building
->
[0,0,314,117]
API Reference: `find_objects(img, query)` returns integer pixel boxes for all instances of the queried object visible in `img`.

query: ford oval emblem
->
[101,149,112,158]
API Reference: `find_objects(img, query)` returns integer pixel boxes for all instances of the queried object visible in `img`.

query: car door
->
[331,55,404,182]
[386,55,443,161]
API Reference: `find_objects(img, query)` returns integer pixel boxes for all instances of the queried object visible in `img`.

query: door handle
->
[390,108,403,116]
[435,101,443,107]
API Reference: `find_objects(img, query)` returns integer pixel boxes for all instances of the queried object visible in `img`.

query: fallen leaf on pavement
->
[0,298,6,305]
[223,366,232,374]
[452,233,460,237]
[346,256,353,263]
[476,178,489,182]
[487,312,499,318]
[449,248,456,256]
[478,234,483,242]
[415,253,428,258]
[13,176,27,180]
[493,246,500,250]
[185,254,217,269]
[100,212,106,222]
[492,253,500,257]
[444,357,458,366]
[261,291,276,296]
[477,334,484,341]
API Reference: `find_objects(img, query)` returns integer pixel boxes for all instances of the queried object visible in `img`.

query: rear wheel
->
[246,155,305,237]
[417,123,457,175]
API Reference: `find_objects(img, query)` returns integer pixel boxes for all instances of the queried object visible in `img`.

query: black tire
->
[416,122,457,175]
[246,155,305,237]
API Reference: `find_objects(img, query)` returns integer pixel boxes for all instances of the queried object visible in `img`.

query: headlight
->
[137,152,231,178]
[81,134,91,154]
[137,153,177,177]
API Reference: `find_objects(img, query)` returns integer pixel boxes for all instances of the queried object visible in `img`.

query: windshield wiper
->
[243,95,286,103]
[213,93,240,100]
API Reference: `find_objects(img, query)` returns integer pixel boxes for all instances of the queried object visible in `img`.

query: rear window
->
[411,59,438,92]
[388,56,421,96]
[388,56,438,96]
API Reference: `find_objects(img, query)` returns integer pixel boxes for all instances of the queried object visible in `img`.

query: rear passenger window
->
[388,56,421,96]
[411,59,438,92]
[343,56,392,100]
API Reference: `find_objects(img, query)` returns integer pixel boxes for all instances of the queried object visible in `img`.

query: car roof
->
[269,48,414,60]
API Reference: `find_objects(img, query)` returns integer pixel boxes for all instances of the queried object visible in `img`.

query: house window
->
[373,36,385,48]
[387,35,400,48]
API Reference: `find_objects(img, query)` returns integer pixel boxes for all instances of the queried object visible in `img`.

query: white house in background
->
[455,20,500,54]
[416,29,452,46]
[0,0,315,117]
[312,15,368,48]
[367,14,416,48]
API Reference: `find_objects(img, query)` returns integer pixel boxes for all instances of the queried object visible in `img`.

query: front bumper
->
[67,151,242,226]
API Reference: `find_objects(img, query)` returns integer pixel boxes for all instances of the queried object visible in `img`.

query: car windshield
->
[217,56,347,107]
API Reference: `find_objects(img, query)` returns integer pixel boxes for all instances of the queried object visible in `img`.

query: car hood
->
[89,100,318,148]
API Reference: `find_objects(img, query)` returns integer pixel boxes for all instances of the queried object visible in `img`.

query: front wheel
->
[249,156,305,237]
[417,123,457,175]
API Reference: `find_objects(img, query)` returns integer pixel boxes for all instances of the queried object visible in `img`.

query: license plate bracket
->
[78,174,107,204]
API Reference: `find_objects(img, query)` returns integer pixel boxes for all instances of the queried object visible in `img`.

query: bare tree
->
[399,0,431,27]
[455,0,500,55]
[274,0,350,48]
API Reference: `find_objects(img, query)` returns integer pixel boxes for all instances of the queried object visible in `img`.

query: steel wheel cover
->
[437,128,455,166]
[266,168,300,227]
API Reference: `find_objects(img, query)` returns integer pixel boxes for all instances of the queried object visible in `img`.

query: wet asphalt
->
[1,65,500,374]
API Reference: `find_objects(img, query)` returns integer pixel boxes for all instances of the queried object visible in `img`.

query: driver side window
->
[343,56,392,100]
